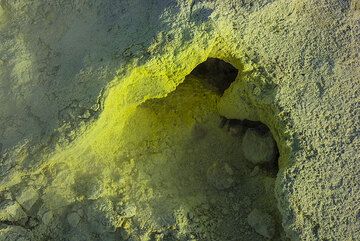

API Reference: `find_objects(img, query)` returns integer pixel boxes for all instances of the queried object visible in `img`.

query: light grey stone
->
[67,212,81,228]
[16,187,39,212]
[42,211,53,225]
[242,129,276,164]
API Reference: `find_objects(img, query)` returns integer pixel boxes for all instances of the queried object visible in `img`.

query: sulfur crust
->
[0,0,358,240]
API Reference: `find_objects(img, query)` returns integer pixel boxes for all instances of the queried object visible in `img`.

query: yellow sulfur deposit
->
[0,1,358,240]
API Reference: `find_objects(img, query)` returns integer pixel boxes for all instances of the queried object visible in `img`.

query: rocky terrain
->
[0,0,359,240]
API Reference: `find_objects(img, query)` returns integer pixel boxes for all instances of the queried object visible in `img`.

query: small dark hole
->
[233,119,270,135]
[260,147,280,177]
[191,58,238,94]
[312,223,320,237]
[221,117,280,176]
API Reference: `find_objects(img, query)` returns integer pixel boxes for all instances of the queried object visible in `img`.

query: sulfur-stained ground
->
[0,0,359,240]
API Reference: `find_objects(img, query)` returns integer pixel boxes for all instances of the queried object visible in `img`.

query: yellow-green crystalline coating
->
[0,37,293,240]
[1,40,288,239]
[0,1,358,240]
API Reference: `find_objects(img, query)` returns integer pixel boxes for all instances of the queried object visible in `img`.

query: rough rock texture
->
[242,128,276,164]
[0,0,359,240]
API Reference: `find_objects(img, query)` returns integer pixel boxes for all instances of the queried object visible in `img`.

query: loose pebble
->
[207,161,235,190]
[16,187,39,212]
[28,217,39,228]
[228,124,244,137]
[242,129,276,164]
[67,212,81,228]
[42,211,53,225]
[188,211,194,219]
[250,166,260,176]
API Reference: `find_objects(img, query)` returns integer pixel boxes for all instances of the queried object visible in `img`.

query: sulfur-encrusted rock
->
[0,200,27,223]
[0,0,357,240]
[16,187,39,212]
[242,129,276,164]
